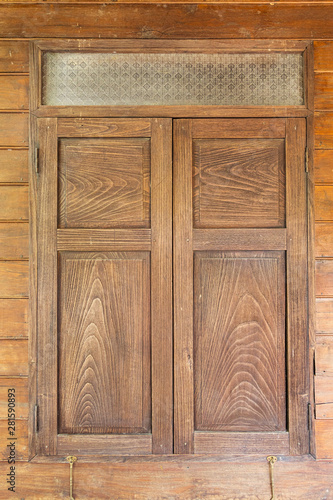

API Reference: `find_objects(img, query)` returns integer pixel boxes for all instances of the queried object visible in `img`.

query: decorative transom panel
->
[42,52,304,106]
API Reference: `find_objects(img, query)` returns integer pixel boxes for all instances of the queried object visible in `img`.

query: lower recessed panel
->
[58,251,151,434]
[194,251,286,432]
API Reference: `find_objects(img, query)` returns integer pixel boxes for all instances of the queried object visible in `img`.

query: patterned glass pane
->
[42,52,304,106]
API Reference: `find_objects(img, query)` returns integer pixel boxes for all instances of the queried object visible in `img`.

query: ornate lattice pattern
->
[42,52,304,106]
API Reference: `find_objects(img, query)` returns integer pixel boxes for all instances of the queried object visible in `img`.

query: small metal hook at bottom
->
[267,456,277,500]
[66,455,77,500]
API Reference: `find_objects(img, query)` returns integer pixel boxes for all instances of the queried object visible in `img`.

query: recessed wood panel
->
[194,251,286,432]
[316,260,333,297]
[0,223,28,260]
[0,186,28,221]
[314,150,333,184]
[0,113,28,147]
[58,251,151,434]
[315,186,333,221]
[0,149,28,183]
[316,298,333,334]
[58,138,150,229]
[0,75,29,110]
[193,139,285,228]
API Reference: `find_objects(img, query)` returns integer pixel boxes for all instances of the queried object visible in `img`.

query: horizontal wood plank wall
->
[0,3,332,497]
[314,40,333,460]
[0,39,29,470]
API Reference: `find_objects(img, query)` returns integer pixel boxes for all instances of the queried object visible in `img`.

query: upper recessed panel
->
[42,52,304,106]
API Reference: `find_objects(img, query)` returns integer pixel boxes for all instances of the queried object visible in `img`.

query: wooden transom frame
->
[30,39,313,119]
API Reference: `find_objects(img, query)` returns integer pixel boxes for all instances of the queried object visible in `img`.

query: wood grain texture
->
[315,73,333,110]
[57,228,152,251]
[316,403,333,419]
[0,261,28,298]
[57,118,151,137]
[0,149,28,183]
[0,113,28,147]
[316,298,333,333]
[316,341,333,376]
[0,298,28,337]
[314,41,333,72]
[285,118,309,455]
[0,419,28,460]
[57,434,152,456]
[0,4,333,39]
[193,228,287,251]
[0,223,28,260]
[194,251,286,432]
[58,251,151,435]
[193,138,285,228]
[316,260,333,296]
[316,223,333,257]
[58,138,151,229]
[150,119,173,454]
[36,118,58,455]
[314,149,333,184]
[315,186,333,220]
[194,431,289,455]
[315,375,333,405]
[0,378,28,419]
[192,118,286,139]
[315,112,333,149]
[0,339,28,375]
[0,40,29,72]
[0,457,331,500]
[315,420,333,459]
[0,75,28,110]
[173,119,194,454]
[0,186,28,221]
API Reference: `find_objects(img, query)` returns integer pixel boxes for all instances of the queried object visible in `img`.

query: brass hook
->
[66,456,77,500]
[267,456,277,500]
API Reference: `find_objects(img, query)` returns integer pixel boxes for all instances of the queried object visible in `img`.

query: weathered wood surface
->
[0,261,28,298]
[316,298,333,333]
[314,41,333,72]
[0,186,28,221]
[0,113,28,147]
[316,403,333,419]
[0,419,28,460]
[0,299,28,337]
[315,112,333,149]
[315,73,333,110]
[0,339,28,375]
[0,458,331,499]
[0,378,28,420]
[316,260,333,297]
[0,5,333,39]
[316,224,333,257]
[315,420,333,459]
[0,40,29,72]
[0,223,28,260]
[315,186,333,221]
[315,375,333,405]
[314,150,333,185]
[316,339,333,376]
[0,149,28,183]
[0,75,29,110]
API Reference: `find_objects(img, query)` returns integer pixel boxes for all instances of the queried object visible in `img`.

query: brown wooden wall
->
[0,3,332,499]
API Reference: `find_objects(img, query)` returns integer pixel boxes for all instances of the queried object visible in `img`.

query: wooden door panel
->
[37,117,173,456]
[58,138,151,228]
[58,251,151,435]
[194,251,286,432]
[174,117,308,456]
[193,139,285,228]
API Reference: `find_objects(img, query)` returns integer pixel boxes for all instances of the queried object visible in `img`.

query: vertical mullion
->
[151,118,173,454]
[286,118,309,455]
[37,118,58,455]
[173,119,194,454]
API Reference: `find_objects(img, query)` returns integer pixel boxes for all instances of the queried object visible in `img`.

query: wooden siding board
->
[0,40,29,72]
[0,186,28,221]
[316,298,333,333]
[0,113,28,147]
[315,73,333,110]
[315,112,333,149]
[0,299,28,337]
[315,420,333,459]
[0,261,28,298]
[0,5,331,39]
[0,149,28,183]
[316,403,333,419]
[0,223,29,260]
[0,339,28,376]
[316,339,333,376]
[314,41,333,72]
[0,75,29,110]
[0,378,28,419]
[314,150,333,185]
[316,260,333,297]
[0,419,28,461]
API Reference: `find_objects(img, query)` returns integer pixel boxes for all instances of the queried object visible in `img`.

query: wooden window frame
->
[28,39,315,461]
